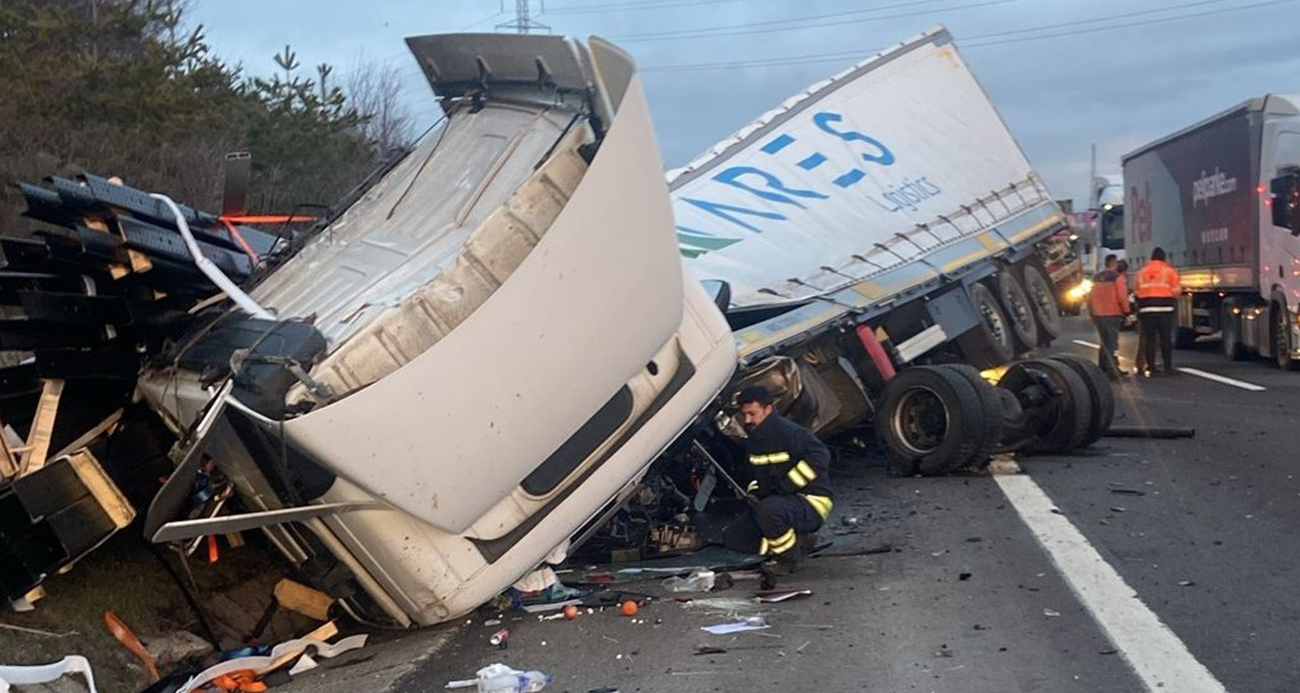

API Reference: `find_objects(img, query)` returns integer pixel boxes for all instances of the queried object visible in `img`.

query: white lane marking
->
[1073,339,1101,349]
[995,475,1228,693]
[1176,366,1266,392]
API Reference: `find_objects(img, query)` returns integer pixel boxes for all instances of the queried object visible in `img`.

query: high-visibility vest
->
[1135,260,1179,299]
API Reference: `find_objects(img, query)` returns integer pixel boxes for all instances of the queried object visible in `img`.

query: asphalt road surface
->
[306,316,1299,693]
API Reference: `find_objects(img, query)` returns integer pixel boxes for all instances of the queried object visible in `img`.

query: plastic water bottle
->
[478,670,551,692]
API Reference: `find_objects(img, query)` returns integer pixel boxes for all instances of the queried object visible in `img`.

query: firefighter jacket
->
[743,413,833,519]
[1135,259,1180,312]
[1088,269,1130,317]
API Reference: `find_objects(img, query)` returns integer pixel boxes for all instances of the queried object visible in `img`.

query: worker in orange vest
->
[1088,254,1130,378]
[1134,247,1180,375]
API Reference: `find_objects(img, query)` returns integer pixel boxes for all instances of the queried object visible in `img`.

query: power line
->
[639,0,1295,72]
[458,10,505,31]
[610,0,1010,42]
[953,0,1243,41]
[546,0,753,14]
[964,0,1293,47]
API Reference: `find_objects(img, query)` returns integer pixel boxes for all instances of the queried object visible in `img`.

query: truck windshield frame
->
[1100,205,1125,250]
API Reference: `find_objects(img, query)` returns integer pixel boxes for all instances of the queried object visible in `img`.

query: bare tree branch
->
[345,56,415,153]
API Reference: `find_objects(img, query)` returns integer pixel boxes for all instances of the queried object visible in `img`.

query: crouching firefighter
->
[726,385,833,586]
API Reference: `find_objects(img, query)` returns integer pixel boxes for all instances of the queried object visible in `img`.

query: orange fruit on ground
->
[620,600,638,617]
[563,605,578,620]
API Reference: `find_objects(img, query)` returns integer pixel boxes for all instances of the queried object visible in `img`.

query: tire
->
[993,270,1039,352]
[996,358,1091,454]
[945,364,1005,468]
[1017,261,1063,343]
[957,282,1016,369]
[1274,305,1300,371]
[1222,303,1247,361]
[1175,327,1197,350]
[875,366,988,475]
[1046,353,1114,448]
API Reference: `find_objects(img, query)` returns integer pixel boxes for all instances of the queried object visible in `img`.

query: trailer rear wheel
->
[994,270,1039,352]
[997,358,1091,454]
[1274,306,1299,370]
[1222,302,1247,361]
[957,283,1016,369]
[946,364,1005,468]
[1046,354,1114,448]
[875,366,986,475]
[1018,261,1062,343]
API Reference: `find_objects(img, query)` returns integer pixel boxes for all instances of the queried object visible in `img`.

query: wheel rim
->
[1024,267,1062,332]
[1002,277,1037,343]
[979,295,1010,349]
[891,387,950,456]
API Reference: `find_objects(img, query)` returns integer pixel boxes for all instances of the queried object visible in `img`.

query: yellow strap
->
[802,494,833,520]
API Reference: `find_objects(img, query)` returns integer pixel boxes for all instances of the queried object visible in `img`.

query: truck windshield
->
[1100,205,1125,250]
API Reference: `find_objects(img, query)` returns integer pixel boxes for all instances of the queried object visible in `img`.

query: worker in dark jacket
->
[1134,247,1180,375]
[1089,254,1129,378]
[726,385,833,581]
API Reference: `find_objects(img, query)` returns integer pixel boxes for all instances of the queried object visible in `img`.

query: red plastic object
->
[855,324,897,382]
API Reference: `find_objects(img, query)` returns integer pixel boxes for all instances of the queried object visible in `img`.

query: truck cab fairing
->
[140,34,737,626]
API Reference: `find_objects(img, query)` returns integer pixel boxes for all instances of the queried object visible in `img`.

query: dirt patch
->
[1,530,314,692]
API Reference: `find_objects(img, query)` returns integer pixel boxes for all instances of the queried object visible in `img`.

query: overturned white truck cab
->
[137,35,736,627]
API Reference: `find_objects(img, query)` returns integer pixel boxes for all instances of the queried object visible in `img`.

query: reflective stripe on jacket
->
[1135,260,1179,299]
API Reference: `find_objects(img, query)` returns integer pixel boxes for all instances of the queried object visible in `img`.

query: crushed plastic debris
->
[0,656,99,693]
[701,622,769,635]
[662,570,715,593]
[755,589,812,603]
[446,663,551,692]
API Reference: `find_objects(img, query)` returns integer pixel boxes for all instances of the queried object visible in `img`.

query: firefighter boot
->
[759,548,802,590]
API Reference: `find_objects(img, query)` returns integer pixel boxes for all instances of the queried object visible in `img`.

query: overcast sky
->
[190,0,1298,207]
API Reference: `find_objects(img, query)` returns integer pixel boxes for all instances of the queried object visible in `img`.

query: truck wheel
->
[993,270,1039,352]
[957,283,1015,369]
[875,366,987,475]
[1175,327,1197,349]
[1046,354,1114,448]
[997,359,1091,454]
[1017,261,1062,343]
[1222,303,1247,361]
[945,364,1005,468]
[1274,306,1299,370]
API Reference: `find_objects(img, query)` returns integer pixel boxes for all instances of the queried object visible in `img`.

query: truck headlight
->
[1064,278,1093,303]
